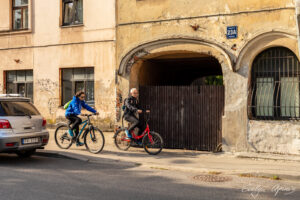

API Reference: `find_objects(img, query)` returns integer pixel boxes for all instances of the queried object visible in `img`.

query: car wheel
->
[16,149,36,158]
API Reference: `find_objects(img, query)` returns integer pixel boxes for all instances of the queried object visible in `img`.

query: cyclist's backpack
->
[122,98,127,111]
[63,100,72,110]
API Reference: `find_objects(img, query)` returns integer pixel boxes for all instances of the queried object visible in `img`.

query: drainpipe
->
[296,0,300,56]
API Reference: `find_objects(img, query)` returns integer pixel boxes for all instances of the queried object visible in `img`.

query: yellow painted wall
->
[117,0,297,62]
[0,0,10,31]
[116,0,300,153]
[118,0,295,24]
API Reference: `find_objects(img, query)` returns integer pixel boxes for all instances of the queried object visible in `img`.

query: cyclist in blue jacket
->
[65,91,98,141]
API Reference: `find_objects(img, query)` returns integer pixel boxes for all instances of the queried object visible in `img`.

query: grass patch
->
[208,171,222,175]
[150,167,169,171]
[271,175,281,180]
[238,173,281,180]
[239,173,256,178]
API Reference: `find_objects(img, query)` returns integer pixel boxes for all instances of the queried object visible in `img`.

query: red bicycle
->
[114,111,163,155]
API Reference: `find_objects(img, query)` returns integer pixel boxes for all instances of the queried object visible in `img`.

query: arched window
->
[249,47,300,120]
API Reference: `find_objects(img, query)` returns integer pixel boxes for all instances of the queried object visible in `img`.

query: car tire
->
[16,149,36,158]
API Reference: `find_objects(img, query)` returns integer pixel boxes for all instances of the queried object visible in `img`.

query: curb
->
[139,162,300,181]
[36,150,300,182]
[36,150,140,167]
[36,151,89,162]
[231,172,300,182]
[236,154,300,163]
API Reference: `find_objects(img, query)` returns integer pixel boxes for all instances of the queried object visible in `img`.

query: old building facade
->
[1,0,300,154]
[0,0,116,129]
[116,0,300,154]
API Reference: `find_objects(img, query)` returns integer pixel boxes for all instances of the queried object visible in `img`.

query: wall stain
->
[48,98,60,115]
[36,79,59,116]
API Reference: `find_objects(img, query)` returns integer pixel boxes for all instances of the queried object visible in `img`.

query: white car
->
[0,94,49,158]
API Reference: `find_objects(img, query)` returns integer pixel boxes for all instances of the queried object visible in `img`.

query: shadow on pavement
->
[0,153,299,200]
[0,152,137,170]
[97,148,215,159]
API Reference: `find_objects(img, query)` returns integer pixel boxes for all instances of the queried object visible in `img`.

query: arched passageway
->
[134,52,224,151]
[138,53,222,86]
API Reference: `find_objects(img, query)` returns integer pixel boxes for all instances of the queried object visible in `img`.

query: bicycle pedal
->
[71,138,77,143]
[131,140,142,146]
[76,142,84,147]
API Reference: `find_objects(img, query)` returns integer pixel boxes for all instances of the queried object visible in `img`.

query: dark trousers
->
[66,115,82,136]
[124,114,143,135]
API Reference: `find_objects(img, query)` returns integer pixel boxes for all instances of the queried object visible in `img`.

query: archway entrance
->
[135,53,224,151]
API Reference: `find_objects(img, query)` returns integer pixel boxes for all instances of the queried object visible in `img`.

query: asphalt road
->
[0,153,299,200]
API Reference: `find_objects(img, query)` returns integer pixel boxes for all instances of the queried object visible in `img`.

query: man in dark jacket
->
[124,88,144,138]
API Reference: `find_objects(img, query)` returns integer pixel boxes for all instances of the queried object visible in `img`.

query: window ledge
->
[0,29,32,36]
[61,24,84,29]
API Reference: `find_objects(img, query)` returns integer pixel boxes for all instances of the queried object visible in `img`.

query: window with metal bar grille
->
[249,47,300,120]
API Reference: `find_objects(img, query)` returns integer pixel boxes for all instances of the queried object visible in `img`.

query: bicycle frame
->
[76,120,89,138]
[70,115,93,139]
[130,123,150,140]
[122,114,154,143]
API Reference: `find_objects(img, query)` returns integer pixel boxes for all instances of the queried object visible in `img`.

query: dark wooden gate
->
[139,85,224,151]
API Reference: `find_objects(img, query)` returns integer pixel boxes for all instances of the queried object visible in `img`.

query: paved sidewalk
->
[40,130,300,181]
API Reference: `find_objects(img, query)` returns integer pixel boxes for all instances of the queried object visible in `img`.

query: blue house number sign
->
[227,26,238,39]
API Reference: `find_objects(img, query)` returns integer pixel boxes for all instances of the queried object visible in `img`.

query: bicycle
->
[114,111,163,155]
[55,114,105,154]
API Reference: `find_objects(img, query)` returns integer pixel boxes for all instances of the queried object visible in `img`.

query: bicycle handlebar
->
[81,113,97,117]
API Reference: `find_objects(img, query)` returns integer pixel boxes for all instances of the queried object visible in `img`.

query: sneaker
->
[76,141,84,146]
[68,129,74,138]
[125,129,132,139]
[131,140,142,147]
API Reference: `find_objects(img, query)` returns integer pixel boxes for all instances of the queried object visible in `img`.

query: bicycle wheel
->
[84,127,105,154]
[142,131,163,155]
[114,128,131,151]
[54,124,73,149]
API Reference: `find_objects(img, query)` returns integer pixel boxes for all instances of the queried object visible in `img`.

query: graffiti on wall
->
[37,79,59,95]
[116,89,123,122]
[37,79,59,115]
[48,98,60,115]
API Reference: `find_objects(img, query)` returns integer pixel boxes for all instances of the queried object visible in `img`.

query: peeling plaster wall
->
[296,0,300,55]
[117,9,297,62]
[236,35,300,154]
[248,121,300,154]
[118,0,295,24]
[117,0,300,153]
